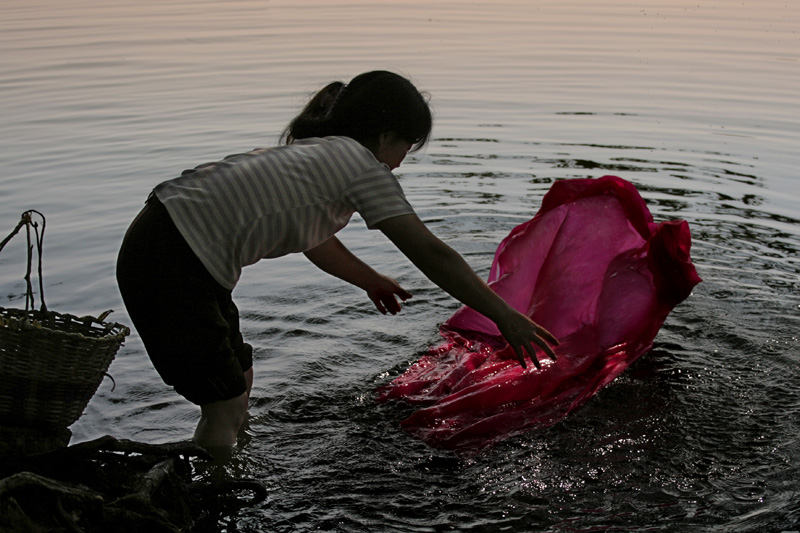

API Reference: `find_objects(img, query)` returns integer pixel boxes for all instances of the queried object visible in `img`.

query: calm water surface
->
[1,1,799,531]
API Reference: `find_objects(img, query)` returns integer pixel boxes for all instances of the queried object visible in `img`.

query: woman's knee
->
[201,392,249,428]
[244,367,254,398]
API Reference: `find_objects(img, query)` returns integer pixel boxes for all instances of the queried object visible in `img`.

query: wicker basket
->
[0,210,129,429]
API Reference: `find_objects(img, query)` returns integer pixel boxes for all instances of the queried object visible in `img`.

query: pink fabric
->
[376,176,701,453]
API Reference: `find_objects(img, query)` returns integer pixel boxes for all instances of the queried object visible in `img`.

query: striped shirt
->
[153,136,415,290]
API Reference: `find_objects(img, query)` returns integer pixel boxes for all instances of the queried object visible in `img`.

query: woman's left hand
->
[494,309,558,369]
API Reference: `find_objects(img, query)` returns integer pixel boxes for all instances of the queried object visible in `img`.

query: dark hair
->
[282,71,432,152]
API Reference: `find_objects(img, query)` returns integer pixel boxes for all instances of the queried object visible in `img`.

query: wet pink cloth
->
[376,176,701,453]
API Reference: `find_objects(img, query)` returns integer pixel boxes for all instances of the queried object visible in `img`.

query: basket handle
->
[0,210,47,313]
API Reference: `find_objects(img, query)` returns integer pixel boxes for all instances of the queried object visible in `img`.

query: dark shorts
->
[116,195,252,405]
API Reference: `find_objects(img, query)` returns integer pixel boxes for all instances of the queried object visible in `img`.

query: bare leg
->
[194,392,248,449]
[193,367,254,459]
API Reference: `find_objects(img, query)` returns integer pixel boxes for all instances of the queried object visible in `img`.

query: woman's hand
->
[377,214,559,369]
[365,274,413,315]
[304,236,412,314]
[495,309,558,369]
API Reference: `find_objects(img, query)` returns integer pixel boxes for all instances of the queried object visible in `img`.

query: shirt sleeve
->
[345,166,416,228]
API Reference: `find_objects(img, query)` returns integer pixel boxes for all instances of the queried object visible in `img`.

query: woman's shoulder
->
[290,136,389,172]
[292,135,365,152]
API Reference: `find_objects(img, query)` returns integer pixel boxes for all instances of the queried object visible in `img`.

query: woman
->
[117,70,558,456]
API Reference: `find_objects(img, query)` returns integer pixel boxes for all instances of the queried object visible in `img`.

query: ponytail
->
[283,71,432,152]
[282,81,345,141]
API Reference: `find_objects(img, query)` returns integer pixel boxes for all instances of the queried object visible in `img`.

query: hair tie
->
[325,84,347,119]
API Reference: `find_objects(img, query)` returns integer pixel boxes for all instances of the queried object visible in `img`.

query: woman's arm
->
[303,235,412,315]
[376,214,558,369]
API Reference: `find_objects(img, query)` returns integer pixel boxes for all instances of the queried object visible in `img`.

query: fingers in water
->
[514,338,558,370]
[516,349,527,369]
[527,343,542,369]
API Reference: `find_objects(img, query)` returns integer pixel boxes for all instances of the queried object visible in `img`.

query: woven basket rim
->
[0,306,130,341]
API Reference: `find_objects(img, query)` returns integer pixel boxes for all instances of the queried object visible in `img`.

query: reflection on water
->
[1,0,799,531]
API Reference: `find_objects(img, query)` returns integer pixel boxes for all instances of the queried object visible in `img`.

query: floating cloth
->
[376,176,701,453]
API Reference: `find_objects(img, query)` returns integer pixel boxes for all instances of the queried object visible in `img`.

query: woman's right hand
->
[364,274,413,315]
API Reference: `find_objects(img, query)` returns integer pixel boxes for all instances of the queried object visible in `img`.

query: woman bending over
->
[116,70,558,456]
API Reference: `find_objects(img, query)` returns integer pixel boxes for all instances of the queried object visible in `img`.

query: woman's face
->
[373,131,413,170]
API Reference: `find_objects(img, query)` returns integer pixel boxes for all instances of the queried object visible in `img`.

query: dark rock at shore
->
[0,434,267,532]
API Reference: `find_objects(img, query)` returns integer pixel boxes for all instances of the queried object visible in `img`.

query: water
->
[1,0,799,530]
